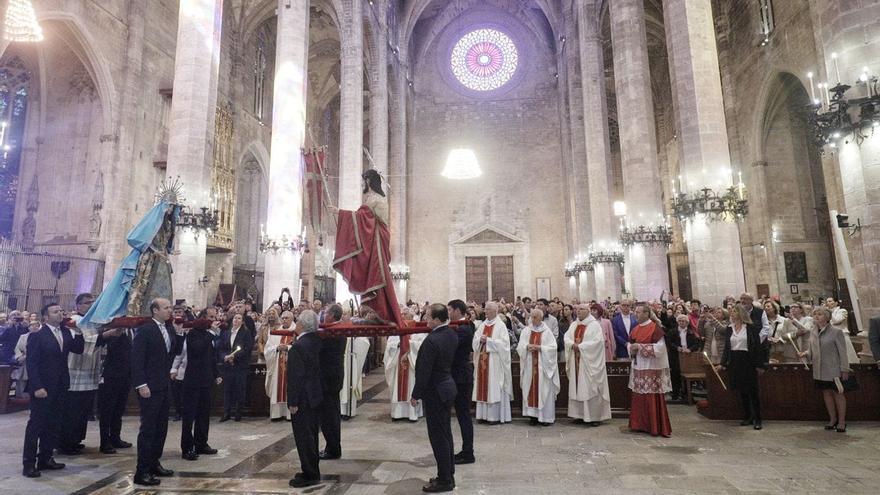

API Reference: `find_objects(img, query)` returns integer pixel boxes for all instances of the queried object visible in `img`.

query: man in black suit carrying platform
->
[318,304,345,460]
[411,304,459,493]
[21,303,85,478]
[131,298,183,486]
[287,309,324,488]
[446,299,475,465]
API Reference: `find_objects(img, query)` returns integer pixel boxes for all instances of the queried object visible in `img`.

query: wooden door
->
[490,255,514,302]
[465,256,489,304]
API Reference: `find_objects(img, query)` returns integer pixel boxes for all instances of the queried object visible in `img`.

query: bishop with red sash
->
[471,302,513,423]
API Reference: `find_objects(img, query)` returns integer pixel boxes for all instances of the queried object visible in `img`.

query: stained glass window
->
[451,28,518,92]
[0,56,30,238]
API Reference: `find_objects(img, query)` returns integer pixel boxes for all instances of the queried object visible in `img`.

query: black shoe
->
[196,445,218,455]
[529,417,539,426]
[99,445,117,455]
[453,452,475,465]
[539,422,554,427]
[824,422,838,431]
[739,419,753,426]
[289,476,321,488]
[112,439,132,449]
[319,450,341,460]
[234,415,242,422]
[57,447,82,456]
[836,424,847,433]
[37,458,65,470]
[754,421,763,430]
[422,479,455,492]
[152,463,174,477]
[133,472,160,486]
[22,466,40,478]
[182,450,199,461]
[219,415,231,422]
[588,421,601,427]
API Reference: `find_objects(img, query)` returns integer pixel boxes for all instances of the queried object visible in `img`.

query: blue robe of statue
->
[79,200,180,327]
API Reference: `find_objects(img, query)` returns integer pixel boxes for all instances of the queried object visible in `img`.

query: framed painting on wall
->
[536,277,551,300]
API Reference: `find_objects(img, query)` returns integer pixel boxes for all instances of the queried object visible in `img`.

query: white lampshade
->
[442,149,482,180]
[613,201,627,217]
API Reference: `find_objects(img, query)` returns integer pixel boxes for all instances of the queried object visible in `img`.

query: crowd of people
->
[0,289,872,492]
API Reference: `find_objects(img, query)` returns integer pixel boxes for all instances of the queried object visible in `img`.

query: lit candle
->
[738,172,744,200]
[831,52,841,83]
[807,72,815,100]
[260,223,265,237]
[671,179,676,196]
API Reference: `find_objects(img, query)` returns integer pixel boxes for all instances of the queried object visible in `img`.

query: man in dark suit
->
[98,320,133,454]
[446,299,475,465]
[411,304,459,493]
[287,310,324,488]
[667,314,702,401]
[868,315,880,364]
[612,300,638,359]
[218,313,254,421]
[131,298,183,486]
[21,303,85,478]
[178,320,222,460]
[318,304,345,460]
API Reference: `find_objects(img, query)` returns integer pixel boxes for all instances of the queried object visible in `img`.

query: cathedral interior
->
[0,1,879,494]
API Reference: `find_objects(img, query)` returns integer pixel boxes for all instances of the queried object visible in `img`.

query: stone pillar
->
[663,0,745,304]
[810,0,880,321]
[261,0,310,305]
[336,0,364,303]
[165,0,223,305]
[369,0,389,174]
[389,50,408,304]
[609,0,669,301]
[579,0,621,301]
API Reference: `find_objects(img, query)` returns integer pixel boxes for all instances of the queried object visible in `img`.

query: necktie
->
[53,327,63,349]
[161,326,170,352]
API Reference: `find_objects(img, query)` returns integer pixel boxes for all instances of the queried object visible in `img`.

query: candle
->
[807,72,815,100]
[831,52,841,83]
[738,172,744,200]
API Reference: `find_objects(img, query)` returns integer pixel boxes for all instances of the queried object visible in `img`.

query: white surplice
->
[471,316,513,423]
[516,323,560,423]
[384,334,425,420]
[263,328,296,419]
[340,336,371,416]
[564,316,611,422]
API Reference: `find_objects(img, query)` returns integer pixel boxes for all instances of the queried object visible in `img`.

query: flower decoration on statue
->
[807,59,879,152]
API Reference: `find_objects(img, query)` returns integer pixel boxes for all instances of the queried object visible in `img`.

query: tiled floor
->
[1,371,878,494]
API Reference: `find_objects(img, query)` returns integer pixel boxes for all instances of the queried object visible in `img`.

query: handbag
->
[833,375,859,393]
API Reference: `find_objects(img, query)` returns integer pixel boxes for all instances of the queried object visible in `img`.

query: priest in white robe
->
[340,336,371,417]
[564,304,611,425]
[472,301,513,423]
[516,309,559,425]
[263,311,297,420]
[384,333,425,420]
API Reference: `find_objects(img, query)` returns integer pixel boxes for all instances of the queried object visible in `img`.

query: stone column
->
[261,0,310,305]
[389,51,408,304]
[810,0,880,321]
[165,0,223,305]
[609,0,669,300]
[369,0,389,174]
[579,0,621,301]
[663,0,745,304]
[336,0,364,303]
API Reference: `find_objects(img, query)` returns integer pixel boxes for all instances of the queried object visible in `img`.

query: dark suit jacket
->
[412,325,458,403]
[218,326,254,370]
[612,313,638,359]
[182,329,219,388]
[452,321,475,384]
[102,329,132,380]
[226,314,256,339]
[319,334,345,395]
[131,319,183,392]
[721,325,767,370]
[26,324,84,394]
[868,316,880,362]
[667,326,702,352]
[0,322,28,364]
[287,332,323,409]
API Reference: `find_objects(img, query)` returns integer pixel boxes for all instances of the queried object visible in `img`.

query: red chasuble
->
[572,324,586,393]
[333,206,404,328]
[476,324,495,402]
[528,330,542,408]
[270,329,296,404]
[627,321,672,437]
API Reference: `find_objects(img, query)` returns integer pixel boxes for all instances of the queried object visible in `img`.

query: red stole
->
[630,321,661,345]
[397,335,411,402]
[572,324,586,393]
[271,328,296,402]
[528,330,542,408]
[476,324,495,402]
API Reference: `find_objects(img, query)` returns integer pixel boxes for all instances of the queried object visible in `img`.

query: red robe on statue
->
[333,194,404,328]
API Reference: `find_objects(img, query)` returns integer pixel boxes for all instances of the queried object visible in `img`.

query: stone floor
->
[1,371,879,495]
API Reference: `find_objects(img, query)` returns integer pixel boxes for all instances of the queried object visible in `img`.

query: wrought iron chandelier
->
[259,233,307,254]
[808,72,879,151]
[619,225,673,247]
[390,264,411,280]
[564,260,593,278]
[4,0,43,43]
[588,251,624,265]
[178,206,219,234]
[670,186,748,222]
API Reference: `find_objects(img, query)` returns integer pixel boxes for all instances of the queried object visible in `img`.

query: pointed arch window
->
[253,29,268,121]
[0,56,31,238]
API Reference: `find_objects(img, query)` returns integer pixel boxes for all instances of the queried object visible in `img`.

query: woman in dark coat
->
[718,304,767,430]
